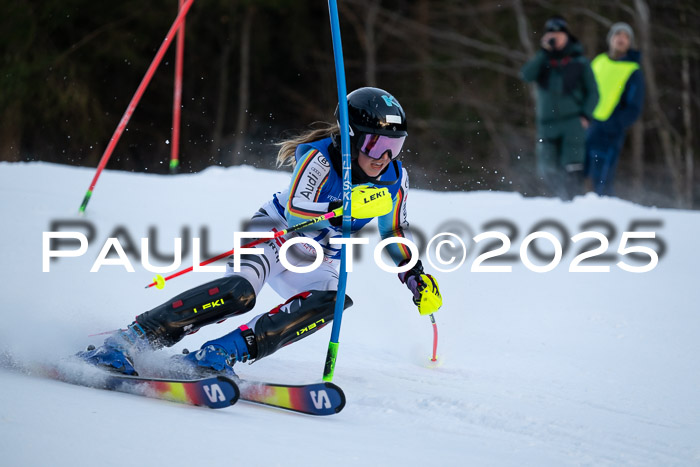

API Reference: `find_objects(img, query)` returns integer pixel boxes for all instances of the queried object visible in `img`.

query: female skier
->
[79,87,442,376]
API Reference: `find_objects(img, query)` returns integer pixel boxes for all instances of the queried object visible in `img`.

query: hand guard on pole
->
[329,185,392,225]
[398,260,443,316]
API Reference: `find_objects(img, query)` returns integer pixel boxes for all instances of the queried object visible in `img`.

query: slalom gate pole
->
[170,0,186,174]
[430,314,438,362]
[79,0,196,213]
[144,207,342,289]
[323,0,351,382]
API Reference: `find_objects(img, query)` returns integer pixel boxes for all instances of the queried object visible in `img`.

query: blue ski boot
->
[180,325,257,377]
[77,323,151,375]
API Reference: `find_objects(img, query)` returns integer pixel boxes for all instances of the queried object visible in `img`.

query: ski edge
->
[0,357,240,410]
[236,379,346,416]
[101,373,241,409]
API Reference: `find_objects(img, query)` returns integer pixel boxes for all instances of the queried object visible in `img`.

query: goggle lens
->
[359,134,406,160]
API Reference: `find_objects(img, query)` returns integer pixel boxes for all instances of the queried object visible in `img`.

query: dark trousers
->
[585,143,622,197]
[536,118,586,201]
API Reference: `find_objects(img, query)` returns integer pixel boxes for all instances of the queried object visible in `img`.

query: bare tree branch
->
[377,7,528,63]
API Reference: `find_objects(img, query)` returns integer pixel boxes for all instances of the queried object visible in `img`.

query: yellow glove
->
[409,273,443,315]
[330,185,392,220]
[398,259,443,315]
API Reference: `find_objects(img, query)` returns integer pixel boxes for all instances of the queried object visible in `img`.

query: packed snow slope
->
[1,162,699,467]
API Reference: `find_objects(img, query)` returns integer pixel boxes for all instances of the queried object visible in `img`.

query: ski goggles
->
[359,134,406,160]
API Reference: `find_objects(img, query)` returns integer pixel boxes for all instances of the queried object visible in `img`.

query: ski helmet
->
[335,87,408,159]
[345,87,407,137]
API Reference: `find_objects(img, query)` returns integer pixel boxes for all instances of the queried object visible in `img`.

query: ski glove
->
[398,260,443,315]
[328,185,393,226]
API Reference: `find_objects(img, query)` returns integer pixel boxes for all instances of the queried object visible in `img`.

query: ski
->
[2,354,343,414]
[3,358,240,409]
[235,378,346,416]
[85,373,240,409]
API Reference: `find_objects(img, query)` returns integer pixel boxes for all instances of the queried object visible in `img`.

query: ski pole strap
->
[145,208,342,289]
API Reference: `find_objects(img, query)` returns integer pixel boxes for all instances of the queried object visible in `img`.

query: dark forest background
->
[1,0,698,208]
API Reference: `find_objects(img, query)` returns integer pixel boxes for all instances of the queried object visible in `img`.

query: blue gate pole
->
[323,0,351,382]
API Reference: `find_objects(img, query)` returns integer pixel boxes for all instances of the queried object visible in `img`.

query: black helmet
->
[336,87,407,139]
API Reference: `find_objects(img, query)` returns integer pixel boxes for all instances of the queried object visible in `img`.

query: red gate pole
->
[170,0,186,174]
[79,0,196,213]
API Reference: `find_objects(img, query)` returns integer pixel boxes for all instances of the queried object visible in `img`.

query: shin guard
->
[133,276,256,348]
[253,290,353,360]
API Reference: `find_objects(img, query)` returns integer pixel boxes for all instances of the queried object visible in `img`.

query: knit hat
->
[545,15,569,34]
[607,22,634,45]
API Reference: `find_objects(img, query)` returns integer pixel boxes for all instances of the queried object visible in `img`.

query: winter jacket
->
[587,49,645,149]
[271,137,412,264]
[520,39,599,125]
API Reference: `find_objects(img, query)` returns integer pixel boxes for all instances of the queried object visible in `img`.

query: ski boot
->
[179,325,257,378]
[76,323,151,375]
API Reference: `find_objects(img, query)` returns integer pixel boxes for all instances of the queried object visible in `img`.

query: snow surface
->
[1,161,699,466]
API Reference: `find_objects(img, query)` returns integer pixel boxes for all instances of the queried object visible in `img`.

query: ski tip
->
[215,375,240,406]
[323,381,346,414]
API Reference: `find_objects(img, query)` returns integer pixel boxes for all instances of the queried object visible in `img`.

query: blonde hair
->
[275,122,338,168]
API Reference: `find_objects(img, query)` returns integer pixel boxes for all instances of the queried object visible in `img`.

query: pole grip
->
[323,342,339,382]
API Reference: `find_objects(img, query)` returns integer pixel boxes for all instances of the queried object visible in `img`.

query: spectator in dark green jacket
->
[521,15,599,200]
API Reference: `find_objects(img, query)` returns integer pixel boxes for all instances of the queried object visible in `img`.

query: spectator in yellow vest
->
[584,22,645,196]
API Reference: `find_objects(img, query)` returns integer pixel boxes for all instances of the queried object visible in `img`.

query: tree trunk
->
[0,101,22,161]
[211,33,234,164]
[634,0,684,206]
[512,0,534,58]
[680,13,694,209]
[630,121,644,194]
[232,5,255,165]
[364,1,379,87]
[415,0,432,104]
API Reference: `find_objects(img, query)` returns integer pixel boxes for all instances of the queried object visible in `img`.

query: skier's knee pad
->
[134,276,256,348]
[252,290,353,360]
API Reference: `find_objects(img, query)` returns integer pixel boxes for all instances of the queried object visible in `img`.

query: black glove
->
[328,201,342,227]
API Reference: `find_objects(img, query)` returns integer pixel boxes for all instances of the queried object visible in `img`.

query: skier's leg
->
[183,242,349,372]
[79,204,288,374]
[183,290,353,374]
[131,275,257,348]
[251,289,353,360]
[249,245,345,359]
[536,134,564,198]
[77,275,256,374]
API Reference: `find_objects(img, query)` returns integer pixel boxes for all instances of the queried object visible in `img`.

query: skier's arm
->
[285,149,333,229]
[398,259,442,315]
[377,167,414,266]
[378,169,443,315]
[520,50,547,83]
[581,61,599,122]
[611,69,645,130]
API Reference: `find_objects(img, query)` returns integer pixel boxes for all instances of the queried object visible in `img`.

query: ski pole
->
[429,313,438,362]
[79,0,195,213]
[145,207,342,289]
[323,0,351,382]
